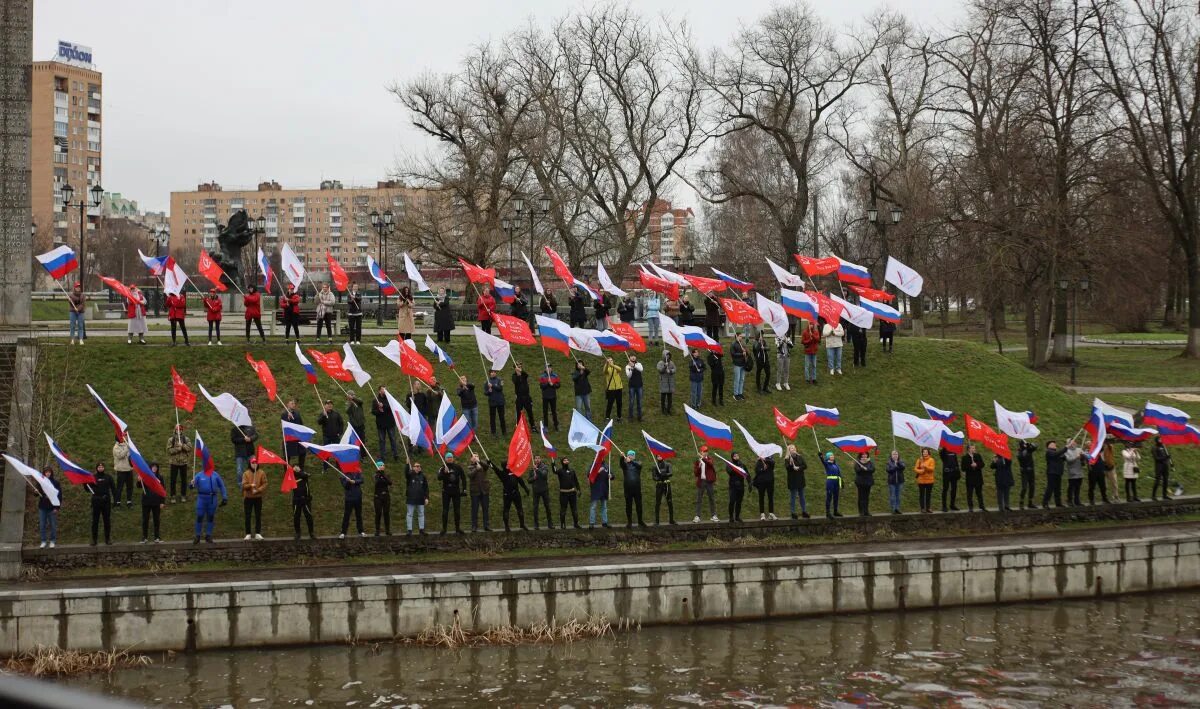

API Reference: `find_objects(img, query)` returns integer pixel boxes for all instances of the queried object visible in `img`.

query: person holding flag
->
[992,451,1016,511]
[649,448,675,526]
[512,362,535,432]
[619,451,646,528]
[588,455,614,529]
[203,289,224,345]
[339,466,366,539]
[404,462,430,536]
[962,444,986,512]
[485,370,507,436]
[244,285,266,343]
[656,350,676,414]
[468,453,492,533]
[551,457,581,529]
[372,464,393,536]
[692,446,718,523]
[431,286,455,343]
[538,363,562,431]
[88,462,114,545]
[752,451,776,521]
[724,451,748,524]
[437,454,466,534]
[282,283,301,342]
[1042,441,1068,508]
[241,457,267,541]
[572,360,593,420]
[940,444,961,512]
[784,445,809,519]
[529,456,554,530]
[493,458,530,532]
[167,289,190,346]
[290,465,316,540]
[125,284,147,345]
[822,451,844,518]
[281,398,309,468]
[347,284,364,344]
[189,460,228,544]
[68,282,87,345]
[315,283,336,343]
[166,425,191,503]
[138,463,166,544]
[1016,441,1039,509]
[1151,436,1173,501]
[477,287,496,334]
[1121,443,1141,502]
[35,466,62,548]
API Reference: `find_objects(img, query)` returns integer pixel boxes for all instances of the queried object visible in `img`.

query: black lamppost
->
[500,217,518,278]
[1058,277,1090,385]
[370,209,395,325]
[866,202,902,277]
[512,196,550,274]
[147,223,169,315]
[248,214,266,287]
[60,182,103,288]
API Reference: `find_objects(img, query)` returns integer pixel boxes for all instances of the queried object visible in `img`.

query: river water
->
[68,591,1200,707]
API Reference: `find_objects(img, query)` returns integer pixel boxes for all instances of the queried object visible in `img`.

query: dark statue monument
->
[211,209,254,289]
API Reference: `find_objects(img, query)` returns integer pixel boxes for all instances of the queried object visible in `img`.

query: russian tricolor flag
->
[805,405,840,427]
[440,415,475,456]
[710,268,754,292]
[828,435,878,454]
[126,436,168,498]
[340,424,365,450]
[922,401,956,423]
[1108,420,1157,443]
[194,431,215,476]
[595,330,631,352]
[939,427,965,454]
[258,248,273,293]
[1143,402,1190,430]
[434,393,457,442]
[540,421,557,459]
[572,278,600,302]
[407,401,436,453]
[493,278,517,304]
[835,256,872,287]
[680,326,722,353]
[367,255,398,296]
[779,288,818,322]
[587,419,615,483]
[684,404,733,451]
[86,384,129,442]
[295,343,318,385]
[36,245,79,280]
[282,420,316,443]
[424,335,455,368]
[858,296,901,324]
[44,433,96,485]
[642,431,676,459]
[536,315,572,355]
[138,249,169,276]
[1160,423,1200,446]
[1084,405,1107,463]
[302,442,362,473]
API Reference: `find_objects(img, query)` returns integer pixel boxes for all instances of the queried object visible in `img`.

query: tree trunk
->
[1024,299,1039,367]
[910,294,925,337]
[1050,289,1070,362]
[1034,291,1054,368]
[1163,276,1178,328]
[1186,249,1200,358]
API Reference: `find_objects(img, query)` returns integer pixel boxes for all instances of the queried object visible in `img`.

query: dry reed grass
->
[405,615,636,648]
[4,645,152,677]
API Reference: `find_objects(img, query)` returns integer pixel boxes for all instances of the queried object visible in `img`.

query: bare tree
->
[1093,0,1200,357]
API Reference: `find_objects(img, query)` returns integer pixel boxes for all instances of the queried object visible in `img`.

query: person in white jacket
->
[822,321,846,375]
[1121,445,1141,502]
[315,283,337,343]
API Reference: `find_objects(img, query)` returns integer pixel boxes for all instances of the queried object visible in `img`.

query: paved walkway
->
[1066,386,1200,394]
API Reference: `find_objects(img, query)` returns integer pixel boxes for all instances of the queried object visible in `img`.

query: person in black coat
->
[339,470,365,537]
[1151,436,1173,500]
[1016,441,1038,509]
[753,455,776,520]
[726,453,747,523]
[539,292,558,319]
[432,287,455,343]
[90,463,113,546]
[752,332,772,394]
[282,399,307,468]
[291,466,315,540]
[372,387,401,463]
[961,444,986,512]
[438,454,466,534]
[510,285,529,322]
[539,364,561,431]
[317,400,344,444]
[853,452,875,517]
[879,319,896,353]
[529,457,554,530]
[619,452,646,528]
[512,362,534,429]
[485,371,507,435]
[373,465,392,536]
[230,424,259,476]
[405,463,429,535]
[991,454,1015,511]
[36,467,62,548]
[784,446,809,519]
[572,361,593,421]
[703,297,722,340]
[594,295,612,330]
[553,458,581,528]
[652,456,675,525]
[568,288,588,328]
[492,460,529,531]
[139,463,166,543]
[939,446,961,512]
[708,351,725,406]
[679,297,695,327]
[617,296,636,323]
[848,321,868,367]
[1042,441,1067,508]
[1086,454,1110,506]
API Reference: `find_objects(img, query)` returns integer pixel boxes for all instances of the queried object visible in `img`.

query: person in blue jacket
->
[823,451,843,518]
[190,470,228,544]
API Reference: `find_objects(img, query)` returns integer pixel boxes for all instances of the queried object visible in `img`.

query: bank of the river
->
[1,521,1197,657]
[63,589,1200,706]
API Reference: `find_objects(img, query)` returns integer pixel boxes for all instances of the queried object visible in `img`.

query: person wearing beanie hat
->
[373,463,393,536]
[693,446,718,523]
[241,457,267,540]
[620,450,645,528]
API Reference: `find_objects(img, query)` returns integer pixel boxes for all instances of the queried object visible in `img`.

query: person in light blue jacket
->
[646,293,661,345]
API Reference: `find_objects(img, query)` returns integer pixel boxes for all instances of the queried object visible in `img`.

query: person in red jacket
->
[243,285,265,342]
[282,284,302,342]
[203,289,224,345]
[692,445,718,523]
[166,291,190,346]
[800,320,821,385]
[477,290,496,334]
[125,284,147,345]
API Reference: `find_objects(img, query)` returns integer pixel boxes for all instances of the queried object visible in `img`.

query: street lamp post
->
[500,217,517,278]
[868,200,910,330]
[370,209,395,326]
[147,223,169,315]
[60,182,103,289]
[513,196,550,273]
[248,214,266,288]
[1058,277,1090,385]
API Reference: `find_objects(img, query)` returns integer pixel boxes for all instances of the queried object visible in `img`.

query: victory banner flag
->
[848,284,895,303]
[493,312,537,346]
[609,321,646,353]
[458,258,496,286]
[544,246,575,287]
[682,272,727,295]
[197,250,228,291]
[171,367,197,413]
[719,297,763,326]
[326,252,349,291]
[99,276,135,302]
[308,349,355,383]
[807,290,844,324]
[254,446,289,466]
[399,341,436,386]
[965,414,1011,460]
[507,412,534,477]
[774,407,811,439]
[245,353,278,401]
[794,254,839,277]
[639,269,679,300]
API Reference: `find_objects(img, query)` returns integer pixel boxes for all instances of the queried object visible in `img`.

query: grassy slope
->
[27,336,1200,544]
[1003,346,1200,388]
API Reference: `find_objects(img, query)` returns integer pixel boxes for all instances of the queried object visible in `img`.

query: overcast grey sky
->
[35,0,963,213]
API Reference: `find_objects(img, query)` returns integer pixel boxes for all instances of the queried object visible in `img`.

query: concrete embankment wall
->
[1,528,1198,655]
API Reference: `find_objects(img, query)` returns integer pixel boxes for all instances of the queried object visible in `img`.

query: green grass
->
[1090,332,1188,342]
[1003,346,1200,388]
[25,336,1200,545]
[30,300,69,321]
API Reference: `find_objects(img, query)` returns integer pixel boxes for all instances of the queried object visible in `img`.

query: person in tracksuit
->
[190,469,228,544]
[1016,441,1038,509]
[823,452,843,518]
[529,457,554,530]
[652,455,675,525]
[553,458,581,529]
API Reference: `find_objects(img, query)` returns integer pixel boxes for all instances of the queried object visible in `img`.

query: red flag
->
[965,414,1012,460]
[280,466,297,493]
[848,284,895,302]
[399,341,436,386]
[170,367,197,413]
[719,297,764,325]
[507,412,533,477]
[682,273,727,295]
[245,352,278,401]
[255,445,289,466]
[609,322,646,353]
[794,254,839,277]
[326,252,349,292]
[197,251,228,291]
[458,258,496,286]
[806,290,844,324]
[544,246,575,287]
[639,269,679,300]
[99,275,135,302]
[493,312,537,346]
[308,349,354,383]
[774,408,802,439]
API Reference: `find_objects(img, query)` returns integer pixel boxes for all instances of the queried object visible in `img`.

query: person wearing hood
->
[553,457,581,529]
[290,465,315,540]
[529,456,554,530]
[823,452,843,518]
[619,451,646,528]
[374,463,393,536]
[656,350,676,414]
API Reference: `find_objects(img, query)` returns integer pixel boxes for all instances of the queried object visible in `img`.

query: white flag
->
[766,257,806,288]
[831,294,874,329]
[403,253,429,292]
[647,262,690,286]
[659,314,688,353]
[884,256,923,297]
[341,344,372,388]
[596,262,628,297]
[891,411,947,449]
[993,401,1040,440]
[734,420,782,459]
[568,410,604,450]
[522,252,544,295]
[198,384,253,428]
[3,454,61,507]
[280,243,306,289]
[754,293,790,338]
[383,389,410,431]
[473,325,512,370]
[567,327,603,356]
[161,258,189,297]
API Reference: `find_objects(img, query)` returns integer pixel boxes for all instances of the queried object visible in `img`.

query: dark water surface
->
[66,591,1200,707]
